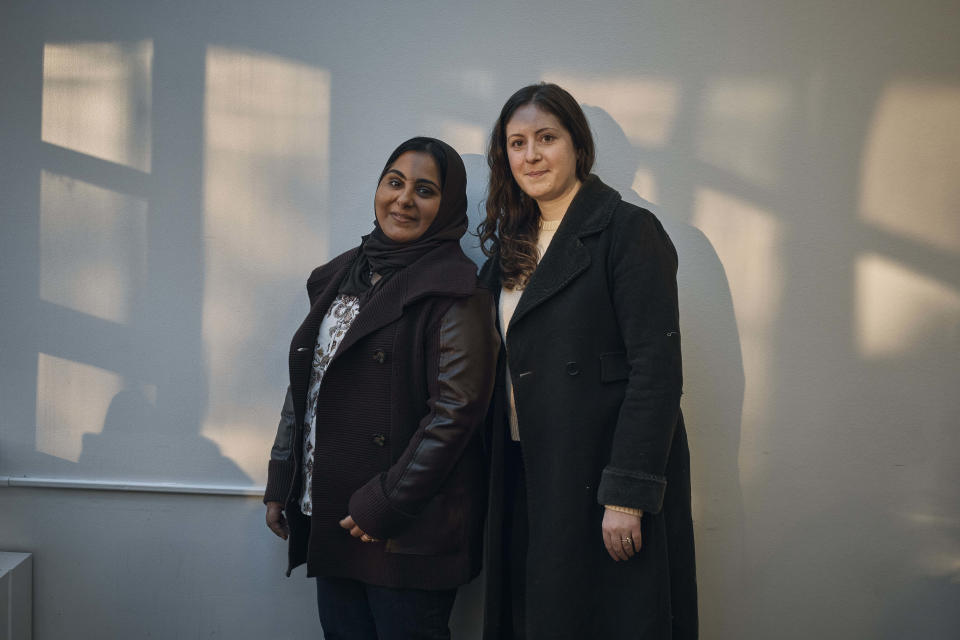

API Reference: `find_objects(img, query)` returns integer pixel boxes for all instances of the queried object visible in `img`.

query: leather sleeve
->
[348,289,499,538]
[269,385,296,461]
[596,209,683,514]
[263,385,297,504]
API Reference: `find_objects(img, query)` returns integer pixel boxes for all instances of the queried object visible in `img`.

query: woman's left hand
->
[602,508,642,561]
[339,515,379,542]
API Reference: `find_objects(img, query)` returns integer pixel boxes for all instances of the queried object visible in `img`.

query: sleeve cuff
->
[605,504,645,517]
[597,466,667,514]
[348,474,417,539]
[263,459,295,505]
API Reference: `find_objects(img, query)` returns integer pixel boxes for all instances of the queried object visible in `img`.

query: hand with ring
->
[339,515,379,542]
[601,508,643,562]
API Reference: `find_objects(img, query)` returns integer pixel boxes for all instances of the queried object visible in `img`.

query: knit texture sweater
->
[499,217,561,441]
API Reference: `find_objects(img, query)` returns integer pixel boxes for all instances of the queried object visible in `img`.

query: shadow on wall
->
[78,387,249,483]
[585,105,748,632]
[22,38,253,487]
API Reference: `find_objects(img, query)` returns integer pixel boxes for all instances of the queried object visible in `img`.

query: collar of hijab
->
[338,137,468,299]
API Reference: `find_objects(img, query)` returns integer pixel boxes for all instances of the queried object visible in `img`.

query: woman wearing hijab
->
[477,84,697,639]
[264,137,499,640]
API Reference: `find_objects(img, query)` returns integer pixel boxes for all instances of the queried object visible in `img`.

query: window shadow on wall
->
[16,35,252,487]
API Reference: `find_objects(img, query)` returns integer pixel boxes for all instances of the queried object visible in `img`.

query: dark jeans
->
[315,576,457,640]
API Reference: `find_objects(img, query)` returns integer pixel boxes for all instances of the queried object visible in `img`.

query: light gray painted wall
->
[1,0,958,637]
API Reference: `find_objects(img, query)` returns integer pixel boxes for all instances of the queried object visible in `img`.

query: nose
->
[524,141,540,163]
[397,184,415,207]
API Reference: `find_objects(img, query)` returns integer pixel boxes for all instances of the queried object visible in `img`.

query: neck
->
[536,180,582,221]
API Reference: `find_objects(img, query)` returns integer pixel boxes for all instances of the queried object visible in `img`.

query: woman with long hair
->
[478,84,698,639]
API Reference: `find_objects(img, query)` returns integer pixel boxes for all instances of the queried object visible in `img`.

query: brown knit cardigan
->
[264,242,498,589]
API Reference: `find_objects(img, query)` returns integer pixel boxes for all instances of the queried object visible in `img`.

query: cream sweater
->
[499,218,561,441]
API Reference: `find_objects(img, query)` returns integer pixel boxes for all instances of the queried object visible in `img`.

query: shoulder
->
[404,243,479,303]
[437,281,499,350]
[608,202,676,256]
[464,281,496,310]
[429,277,496,325]
[440,280,495,319]
[305,246,360,296]
[608,200,659,233]
[602,203,678,282]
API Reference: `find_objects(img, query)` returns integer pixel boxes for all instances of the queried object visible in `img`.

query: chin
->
[525,187,554,201]
[385,229,418,243]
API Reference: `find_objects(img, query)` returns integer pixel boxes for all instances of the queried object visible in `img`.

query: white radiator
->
[0,553,31,640]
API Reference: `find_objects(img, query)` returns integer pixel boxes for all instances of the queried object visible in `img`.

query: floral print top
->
[300,293,361,515]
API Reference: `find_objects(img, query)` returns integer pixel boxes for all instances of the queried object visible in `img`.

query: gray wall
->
[2,0,958,637]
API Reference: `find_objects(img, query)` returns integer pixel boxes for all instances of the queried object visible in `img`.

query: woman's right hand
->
[265,501,289,540]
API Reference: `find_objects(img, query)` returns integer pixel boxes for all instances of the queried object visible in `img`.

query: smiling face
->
[505,103,581,213]
[374,151,443,243]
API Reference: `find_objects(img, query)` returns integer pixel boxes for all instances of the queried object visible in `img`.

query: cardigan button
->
[372,349,387,364]
[372,434,387,447]
[566,361,581,376]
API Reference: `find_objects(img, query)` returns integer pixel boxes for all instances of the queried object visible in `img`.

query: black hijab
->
[338,137,468,298]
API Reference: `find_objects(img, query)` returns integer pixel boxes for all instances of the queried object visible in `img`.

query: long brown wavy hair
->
[477,82,595,289]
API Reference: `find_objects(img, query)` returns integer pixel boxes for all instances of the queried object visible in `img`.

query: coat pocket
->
[384,493,465,556]
[600,351,629,383]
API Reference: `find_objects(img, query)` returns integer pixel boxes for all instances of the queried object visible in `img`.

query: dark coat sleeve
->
[347,289,500,539]
[263,385,296,504]
[596,209,683,514]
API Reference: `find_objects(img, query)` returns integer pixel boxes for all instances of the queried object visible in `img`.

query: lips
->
[389,212,417,224]
[526,170,548,178]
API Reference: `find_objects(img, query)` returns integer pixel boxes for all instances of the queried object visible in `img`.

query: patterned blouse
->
[300,293,361,515]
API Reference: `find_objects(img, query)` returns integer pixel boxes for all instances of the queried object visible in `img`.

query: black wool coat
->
[264,242,499,590]
[479,176,698,639]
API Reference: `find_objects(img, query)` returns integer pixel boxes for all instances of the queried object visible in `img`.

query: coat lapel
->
[508,228,589,329]
[508,175,620,330]
[319,241,478,363]
[331,270,406,357]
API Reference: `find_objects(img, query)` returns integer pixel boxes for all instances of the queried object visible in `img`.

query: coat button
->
[566,361,581,376]
[372,349,387,364]
[372,434,386,447]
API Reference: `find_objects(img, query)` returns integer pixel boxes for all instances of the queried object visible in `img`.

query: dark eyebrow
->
[385,168,440,190]
[416,178,441,189]
[507,127,558,137]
